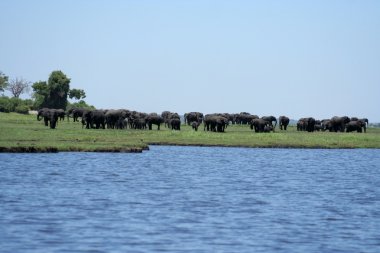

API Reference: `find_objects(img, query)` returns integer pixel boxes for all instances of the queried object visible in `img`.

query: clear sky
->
[1,0,379,121]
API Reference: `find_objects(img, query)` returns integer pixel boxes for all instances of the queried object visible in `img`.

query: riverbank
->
[1,113,379,152]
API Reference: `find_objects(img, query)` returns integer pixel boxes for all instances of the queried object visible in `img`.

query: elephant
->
[314,120,322,131]
[250,118,272,133]
[351,117,369,128]
[297,117,316,132]
[263,125,273,133]
[56,109,65,121]
[169,118,181,130]
[131,117,147,130]
[219,113,234,124]
[145,113,164,130]
[83,110,106,129]
[203,114,228,132]
[346,120,366,133]
[235,112,258,125]
[37,108,59,129]
[68,107,86,122]
[81,109,91,128]
[330,116,350,132]
[185,112,203,125]
[105,109,130,129]
[66,108,74,121]
[161,111,172,127]
[321,119,332,132]
[128,111,147,129]
[162,112,180,128]
[278,116,290,130]
[261,116,277,130]
[191,121,200,131]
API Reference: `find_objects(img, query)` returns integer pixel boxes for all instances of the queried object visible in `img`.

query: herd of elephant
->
[36,108,368,133]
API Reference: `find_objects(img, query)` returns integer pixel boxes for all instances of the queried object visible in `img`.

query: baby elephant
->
[191,121,200,131]
[170,118,181,130]
[263,125,273,133]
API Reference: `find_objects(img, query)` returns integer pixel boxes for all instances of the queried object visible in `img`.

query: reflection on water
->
[1,147,380,253]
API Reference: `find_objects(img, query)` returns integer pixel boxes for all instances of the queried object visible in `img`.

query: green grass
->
[1,112,380,152]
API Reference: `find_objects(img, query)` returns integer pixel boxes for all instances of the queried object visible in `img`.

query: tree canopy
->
[32,70,86,110]
[68,88,86,100]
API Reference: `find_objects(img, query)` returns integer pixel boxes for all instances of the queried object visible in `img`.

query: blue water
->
[1,146,380,253]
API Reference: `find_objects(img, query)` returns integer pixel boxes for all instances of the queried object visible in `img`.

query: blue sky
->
[1,0,379,121]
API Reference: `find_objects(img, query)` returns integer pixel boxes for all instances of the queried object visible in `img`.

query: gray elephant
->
[145,113,164,130]
[250,118,271,133]
[68,107,86,122]
[128,111,147,129]
[83,110,106,129]
[185,112,204,125]
[314,120,322,131]
[56,109,65,121]
[162,111,180,128]
[278,116,290,130]
[264,125,273,133]
[346,120,366,133]
[330,116,350,132]
[350,117,368,128]
[37,108,59,129]
[261,116,277,130]
[161,111,172,127]
[297,117,316,132]
[203,114,228,132]
[169,118,181,130]
[105,109,130,129]
[321,119,332,131]
[191,121,200,131]
[235,112,258,125]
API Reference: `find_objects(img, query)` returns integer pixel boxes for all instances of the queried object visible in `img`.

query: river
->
[1,146,380,252]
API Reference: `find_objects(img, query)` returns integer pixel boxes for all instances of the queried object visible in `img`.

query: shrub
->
[15,105,30,114]
[0,96,11,112]
[67,100,96,110]
[0,96,33,113]
[8,97,23,112]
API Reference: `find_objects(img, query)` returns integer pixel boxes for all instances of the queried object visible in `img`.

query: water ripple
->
[1,147,380,253]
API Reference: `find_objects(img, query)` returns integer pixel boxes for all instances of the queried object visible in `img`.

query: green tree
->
[32,81,48,109]
[0,71,9,93]
[32,70,88,110]
[47,70,71,109]
[32,71,71,109]
[68,88,86,100]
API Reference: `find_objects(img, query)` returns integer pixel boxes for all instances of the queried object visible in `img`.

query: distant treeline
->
[0,96,94,114]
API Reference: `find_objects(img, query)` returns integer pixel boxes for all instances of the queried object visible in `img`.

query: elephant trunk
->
[37,113,42,121]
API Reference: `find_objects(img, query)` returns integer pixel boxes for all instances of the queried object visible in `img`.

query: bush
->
[0,96,33,113]
[0,96,11,112]
[15,105,30,114]
[8,97,23,112]
[67,100,96,111]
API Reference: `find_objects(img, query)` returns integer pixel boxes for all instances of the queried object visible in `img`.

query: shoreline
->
[1,113,379,153]
[0,146,148,153]
[0,143,370,153]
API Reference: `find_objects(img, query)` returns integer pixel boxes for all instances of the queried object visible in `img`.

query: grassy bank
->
[1,113,380,152]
